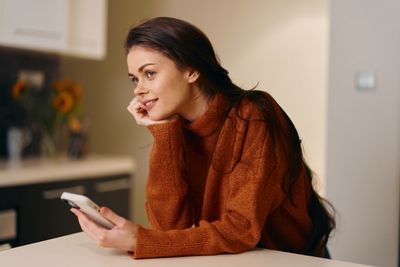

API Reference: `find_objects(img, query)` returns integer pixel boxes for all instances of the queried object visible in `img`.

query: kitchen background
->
[0,0,399,267]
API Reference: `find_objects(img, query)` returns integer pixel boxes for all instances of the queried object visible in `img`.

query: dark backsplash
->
[0,47,61,158]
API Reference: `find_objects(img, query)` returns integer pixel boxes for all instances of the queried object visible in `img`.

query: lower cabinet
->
[0,187,18,248]
[0,174,131,247]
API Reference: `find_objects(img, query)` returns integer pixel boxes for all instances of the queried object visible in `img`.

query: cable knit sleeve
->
[133,111,287,259]
[144,120,194,231]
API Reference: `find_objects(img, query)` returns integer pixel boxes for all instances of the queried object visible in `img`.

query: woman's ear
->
[187,69,200,83]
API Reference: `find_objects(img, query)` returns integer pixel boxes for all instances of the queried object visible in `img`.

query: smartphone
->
[61,192,114,229]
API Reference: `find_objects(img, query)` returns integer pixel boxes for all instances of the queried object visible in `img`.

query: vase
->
[40,132,57,158]
[40,125,68,159]
[68,131,87,159]
[7,127,32,162]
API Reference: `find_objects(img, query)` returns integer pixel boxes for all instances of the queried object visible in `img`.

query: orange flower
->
[69,84,83,100]
[52,79,83,100]
[52,91,74,113]
[68,116,82,133]
[11,80,26,100]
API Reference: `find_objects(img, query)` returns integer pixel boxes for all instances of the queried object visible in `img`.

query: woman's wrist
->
[128,236,137,253]
[132,224,138,252]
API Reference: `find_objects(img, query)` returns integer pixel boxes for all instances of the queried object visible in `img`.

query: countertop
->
[0,232,374,267]
[0,155,136,187]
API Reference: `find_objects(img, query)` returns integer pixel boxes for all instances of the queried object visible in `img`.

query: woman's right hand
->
[127,97,177,126]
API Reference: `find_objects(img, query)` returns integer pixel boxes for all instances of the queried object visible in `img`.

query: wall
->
[62,0,328,229]
[327,0,400,266]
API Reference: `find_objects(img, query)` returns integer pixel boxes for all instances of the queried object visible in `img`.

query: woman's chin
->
[148,112,170,122]
[147,112,176,121]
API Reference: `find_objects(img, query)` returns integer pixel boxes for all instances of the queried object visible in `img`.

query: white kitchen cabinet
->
[0,0,107,60]
[65,0,107,60]
[0,0,69,52]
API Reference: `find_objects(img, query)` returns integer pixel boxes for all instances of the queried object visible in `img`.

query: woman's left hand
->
[127,97,179,127]
[71,207,137,252]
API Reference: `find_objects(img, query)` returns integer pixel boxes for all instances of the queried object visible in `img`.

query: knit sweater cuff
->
[133,225,208,259]
[132,225,164,259]
[147,120,182,140]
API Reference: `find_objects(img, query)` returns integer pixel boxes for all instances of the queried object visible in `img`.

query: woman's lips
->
[143,99,158,111]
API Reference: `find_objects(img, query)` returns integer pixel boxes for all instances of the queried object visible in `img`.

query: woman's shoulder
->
[229,90,280,121]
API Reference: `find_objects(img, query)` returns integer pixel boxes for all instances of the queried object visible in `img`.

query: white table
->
[0,232,374,267]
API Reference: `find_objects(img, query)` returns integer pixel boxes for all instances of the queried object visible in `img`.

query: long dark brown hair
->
[125,17,335,255]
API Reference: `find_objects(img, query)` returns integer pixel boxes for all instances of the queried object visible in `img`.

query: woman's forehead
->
[127,46,167,69]
[127,46,165,61]
[127,45,184,72]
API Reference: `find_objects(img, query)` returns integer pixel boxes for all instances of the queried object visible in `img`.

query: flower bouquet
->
[11,78,87,158]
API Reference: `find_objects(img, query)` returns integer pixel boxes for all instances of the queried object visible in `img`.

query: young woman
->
[71,17,335,259]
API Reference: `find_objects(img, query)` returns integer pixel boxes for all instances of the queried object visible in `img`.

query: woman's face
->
[127,45,199,121]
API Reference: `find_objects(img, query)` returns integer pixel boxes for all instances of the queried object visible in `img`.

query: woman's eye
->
[131,78,138,88]
[146,71,155,79]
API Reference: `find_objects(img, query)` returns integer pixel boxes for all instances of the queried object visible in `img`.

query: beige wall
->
[62,0,328,229]
[327,1,400,266]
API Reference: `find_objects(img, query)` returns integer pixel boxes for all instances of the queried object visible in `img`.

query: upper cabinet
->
[0,0,69,52]
[0,0,107,60]
[65,0,107,59]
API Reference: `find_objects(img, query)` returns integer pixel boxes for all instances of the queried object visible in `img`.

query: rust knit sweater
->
[133,93,314,259]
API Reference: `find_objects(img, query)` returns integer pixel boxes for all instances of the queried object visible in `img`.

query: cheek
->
[153,77,186,102]
[150,77,172,96]
[150,73,191,112]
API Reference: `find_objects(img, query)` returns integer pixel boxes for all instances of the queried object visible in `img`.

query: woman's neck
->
[180,88,211,122]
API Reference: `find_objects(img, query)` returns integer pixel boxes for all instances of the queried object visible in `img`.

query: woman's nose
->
[133,82,147,97]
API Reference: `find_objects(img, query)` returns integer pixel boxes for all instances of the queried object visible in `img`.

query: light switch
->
[356,71,376,91]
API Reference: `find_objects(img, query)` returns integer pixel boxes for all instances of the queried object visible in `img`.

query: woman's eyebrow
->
[138,63,155,72]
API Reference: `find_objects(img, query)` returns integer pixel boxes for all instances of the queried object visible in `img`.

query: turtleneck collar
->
[183,94,229,137]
